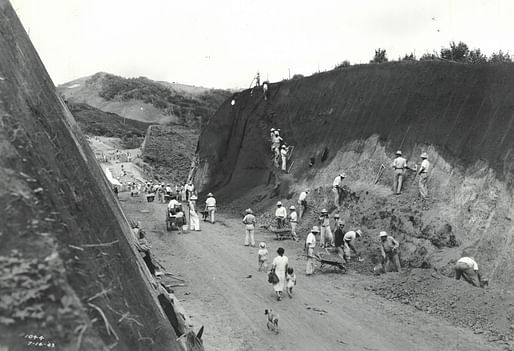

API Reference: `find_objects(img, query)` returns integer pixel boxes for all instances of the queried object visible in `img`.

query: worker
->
[185,182,195,201]
[270,128,276,141]
[167,196,180,210]
[280,145,288,172]
[297,188,309,218]
[332,173,346,209]
[288,206,298,241]
[332,213,341,232]
[333,220,346,261]
[188,195,200,231]
[392,150,407,195]
[318,209,333,248]
[165,184,173,195]
[271,131,282,153]
[305,226,319,275]
[455,256,485,288]
[263,81,269,100]
[243,208,256,246]
[275,201,287,229]
[343,230,363,262]
[379,231,401,272]
[418,152,430,199]
[205,193,217,224]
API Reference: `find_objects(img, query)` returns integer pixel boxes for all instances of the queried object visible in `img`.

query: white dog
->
[265,309,279,334]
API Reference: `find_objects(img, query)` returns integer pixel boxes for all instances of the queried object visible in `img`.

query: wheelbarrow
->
[313,251,346,272]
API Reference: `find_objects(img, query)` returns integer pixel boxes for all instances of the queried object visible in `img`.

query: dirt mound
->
[0,2,181,349]
[368,269,514,346]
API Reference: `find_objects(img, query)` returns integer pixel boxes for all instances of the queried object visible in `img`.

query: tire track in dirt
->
[121,197,500,351]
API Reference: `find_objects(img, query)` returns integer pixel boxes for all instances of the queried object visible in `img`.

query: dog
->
[264,309,279,334]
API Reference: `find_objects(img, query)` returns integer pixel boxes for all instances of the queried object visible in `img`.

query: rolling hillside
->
[58,72,231,126]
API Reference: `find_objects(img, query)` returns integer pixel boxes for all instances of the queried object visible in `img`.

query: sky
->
[10,0,514,89]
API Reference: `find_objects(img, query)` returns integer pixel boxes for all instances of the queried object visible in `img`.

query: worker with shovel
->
[379,231,401,272]
[455,256,486,288]
[297,188,309,219]
[343,229,364,262]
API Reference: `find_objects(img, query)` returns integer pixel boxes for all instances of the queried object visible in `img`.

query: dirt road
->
[119,194,500,351]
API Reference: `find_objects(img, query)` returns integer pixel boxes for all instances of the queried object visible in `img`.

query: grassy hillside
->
[58,72,231,126]
[67,102,150,148]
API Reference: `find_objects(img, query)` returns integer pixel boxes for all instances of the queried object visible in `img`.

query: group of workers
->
[165,190,217,232]
[270,128,292,173]
[392,150,431,199]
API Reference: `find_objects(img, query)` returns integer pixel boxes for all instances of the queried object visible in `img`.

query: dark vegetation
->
[67,102,150,148]
[86,73,231,127]
[339,42,514,69]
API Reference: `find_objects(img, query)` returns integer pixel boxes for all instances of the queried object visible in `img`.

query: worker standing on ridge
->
[455,256,485,288]
[318,209,333,248]
[297,189,309,218]
[205,193,217,224]
[332,173,346,209]
[379,231,401,272]
[263,81,269,101]
[418,152,430,199]
[305,226,319,275]
[392,150,407,195]
[343,229,363,262]
[280,145,288,173]
[275,201,287,229]
[288,206,299,241]
[243,208,256,246]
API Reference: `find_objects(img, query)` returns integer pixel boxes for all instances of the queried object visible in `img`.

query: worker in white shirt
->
[305,226,319,275]
[332,173,346,209]
[205,193,217,223]
[392,150,407,195]
[263,81,269,101]
[379,231,401,272]
[270,128,276,141]
[275,201,287,229]
[318,209,333,248]
[280,145,288,172]
[167,196,180,210]
[288,206,298,241]
[185,182,195,201]
[297,189,309,218]
[271,131,282,153]
[343,230,363,262]
[418,152,430,199]
[242,208,256,246]
[455,257,485,288]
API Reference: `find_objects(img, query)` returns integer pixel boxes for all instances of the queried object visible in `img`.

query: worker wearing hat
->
[275,201,287,229]
[288,206,299,241]
[379,231,401,272]
[271,130,283,153]
[392,150,407,195]
[305,226,319,275]
[297,188,309,218]
[188,194,200,231]
[332,173,346,210]
[280,145,288,173]
[343,229,363,262]
[318,209,334,248]
[205,192,216,224]
[243,208,256,246]
[418,152,430,199]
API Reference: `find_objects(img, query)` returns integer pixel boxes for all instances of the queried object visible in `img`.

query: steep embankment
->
[196,62,514,287]
[0,2,182,350]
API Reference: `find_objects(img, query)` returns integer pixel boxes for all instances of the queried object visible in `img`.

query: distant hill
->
[67,102,151,148]
[58,72,231,126]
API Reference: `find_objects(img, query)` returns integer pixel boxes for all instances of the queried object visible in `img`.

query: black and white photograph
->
[1,0,513,350]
